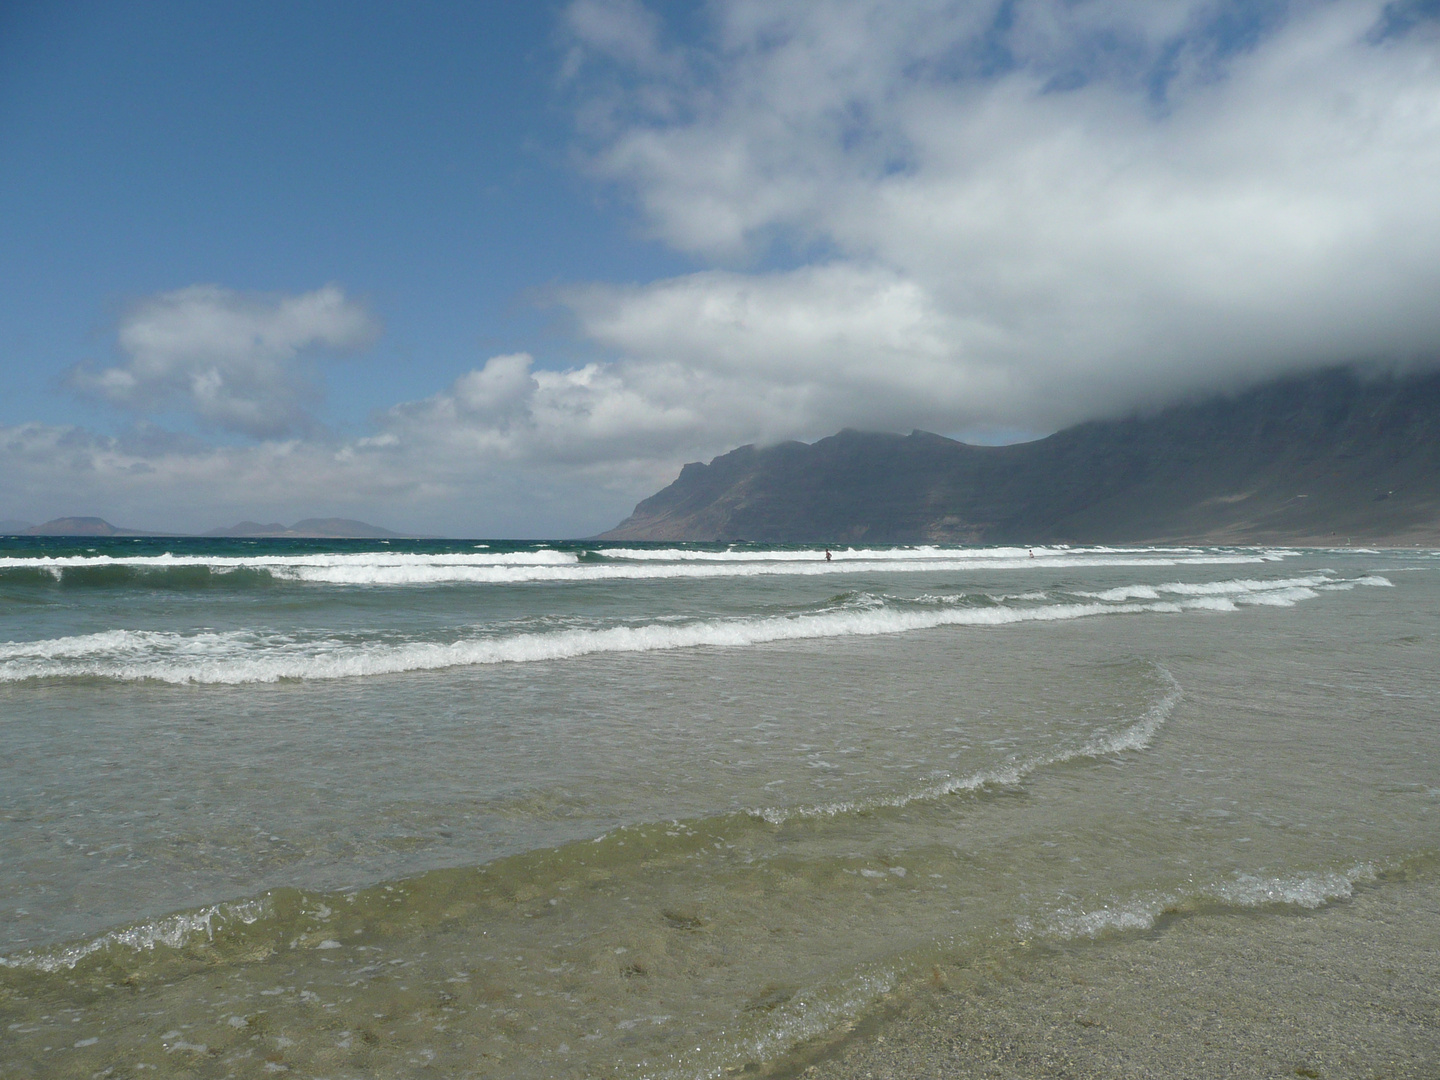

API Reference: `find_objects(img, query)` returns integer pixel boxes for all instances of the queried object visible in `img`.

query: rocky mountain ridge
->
[602,368,1440,545]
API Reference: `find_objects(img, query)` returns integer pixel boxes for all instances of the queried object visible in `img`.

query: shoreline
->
[776,868,1440,1079]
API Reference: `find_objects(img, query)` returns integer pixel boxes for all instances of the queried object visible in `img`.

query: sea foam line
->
[0,573,1385,685]
[1030,862,1378,941]
[1074,574,1344,602]
[0,547,1279,585]
[592,545,1205,562]
[0,549,580,570]
[267,553,1272,585]
[0,574,1341,684]
[753,669,1183,824]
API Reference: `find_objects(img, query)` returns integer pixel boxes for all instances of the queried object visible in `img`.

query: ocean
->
[1,537,1436,1078]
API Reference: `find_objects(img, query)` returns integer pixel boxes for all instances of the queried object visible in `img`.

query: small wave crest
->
[0,899,270,974]
[1029,862,1378,940]
[753,669,1183,823]
[1075,574,1337,602]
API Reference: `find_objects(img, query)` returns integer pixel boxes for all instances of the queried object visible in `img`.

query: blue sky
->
[3,1,1440,536]
[0,1,692,434]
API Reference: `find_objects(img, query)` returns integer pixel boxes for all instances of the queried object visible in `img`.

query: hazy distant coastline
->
[12,368,1440,548]
[2,516,407,539]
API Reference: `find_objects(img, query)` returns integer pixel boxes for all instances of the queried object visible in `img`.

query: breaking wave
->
[0,545,1281,587]
[0,572,1382,685]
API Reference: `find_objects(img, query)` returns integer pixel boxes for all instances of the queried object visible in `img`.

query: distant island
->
[8,516,156,537]
[4,517,404,539]
[603,367,1440,546]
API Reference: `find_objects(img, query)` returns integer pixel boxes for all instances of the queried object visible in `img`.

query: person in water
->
[825,549,832,561]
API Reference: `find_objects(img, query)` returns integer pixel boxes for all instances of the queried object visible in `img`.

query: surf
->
[0,543,1282,588]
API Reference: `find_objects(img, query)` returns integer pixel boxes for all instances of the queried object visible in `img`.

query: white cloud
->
[69,284,380,438]
[0,411,658,538]
[563,265,1020,437]
[561,0,1440,434]
[383,352,704,466]
[8,350,705,536]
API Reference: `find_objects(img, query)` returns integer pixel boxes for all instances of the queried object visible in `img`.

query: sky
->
[2,0,1439,537]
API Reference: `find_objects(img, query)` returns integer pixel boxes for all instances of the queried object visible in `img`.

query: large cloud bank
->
[6,0,1440,535]
[562,0,1440,436]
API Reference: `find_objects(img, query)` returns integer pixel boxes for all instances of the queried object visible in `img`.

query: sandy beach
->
[784,869,1440,1080]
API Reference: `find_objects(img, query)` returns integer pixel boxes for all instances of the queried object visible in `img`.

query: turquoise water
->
[1,538,1436,1077]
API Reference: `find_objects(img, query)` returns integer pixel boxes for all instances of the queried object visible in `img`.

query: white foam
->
[0,574,1361,685]
[598,545,1052,562]
[1211,864,1376,909]
[1073,572,1402,609]
[0,628,160,660]
[1078,574,1335,602]
[1036,862,1377,940]
[0,549,580,572]
[1038,897,1167,938]
[907,590,1050,605]
[1085,584,1162,601]
[1237,586,1318,606]
[0,546,1280,586]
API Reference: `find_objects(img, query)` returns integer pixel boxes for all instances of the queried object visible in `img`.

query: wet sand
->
[783,871,1440,1080]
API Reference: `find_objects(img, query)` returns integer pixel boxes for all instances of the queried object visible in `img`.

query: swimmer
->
[825,549,832,562]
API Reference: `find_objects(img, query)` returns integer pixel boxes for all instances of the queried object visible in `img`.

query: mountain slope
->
[20,517,153,537]
[601,368,1440,545]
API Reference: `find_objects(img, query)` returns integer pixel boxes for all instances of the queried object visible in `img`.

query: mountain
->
[602,368,1440,546]
[21,517,152,537]
[205,518,403,538]
[10,516,403,539]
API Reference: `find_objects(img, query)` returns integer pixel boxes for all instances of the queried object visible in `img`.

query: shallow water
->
[1,540,1436,1077]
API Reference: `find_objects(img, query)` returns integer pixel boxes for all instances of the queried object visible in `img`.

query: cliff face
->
[601,368,1440,545]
